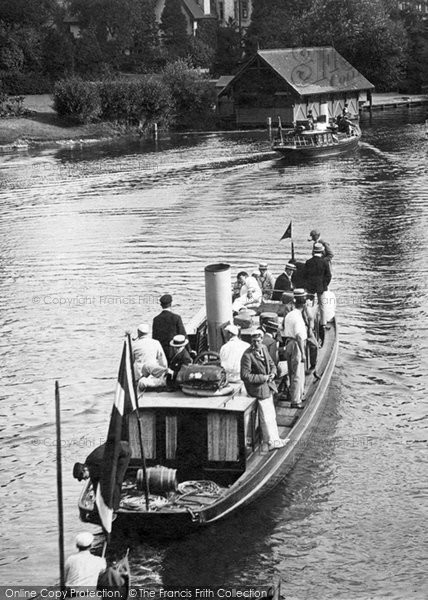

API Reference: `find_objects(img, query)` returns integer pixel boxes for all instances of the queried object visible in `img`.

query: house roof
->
[216,75,235,88]
[220,47,374,97]
[181,0,216,20]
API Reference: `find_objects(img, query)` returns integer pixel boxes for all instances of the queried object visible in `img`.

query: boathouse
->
[217,47,374,127]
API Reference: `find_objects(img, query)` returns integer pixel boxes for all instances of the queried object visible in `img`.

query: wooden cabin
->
[217,47,374,128]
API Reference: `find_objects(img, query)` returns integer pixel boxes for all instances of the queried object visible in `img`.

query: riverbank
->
[1,91,427,151]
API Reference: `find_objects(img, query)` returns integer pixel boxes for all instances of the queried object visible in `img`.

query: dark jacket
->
[152,309,186,357]
[262,333,278,365]
[85,444,106,492]
[240,345,277,399]
[87,442,131,510]
[169,347,193,380]
[303,256,332,294]
[272,272,293,300]
[313,238,334,261]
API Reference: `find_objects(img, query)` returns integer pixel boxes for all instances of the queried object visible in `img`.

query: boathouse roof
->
[220,47,374,97]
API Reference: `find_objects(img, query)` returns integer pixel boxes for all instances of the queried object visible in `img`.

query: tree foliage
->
[160,0,190,59]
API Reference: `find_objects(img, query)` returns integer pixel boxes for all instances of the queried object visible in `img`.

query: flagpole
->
[126,333,150,512]
[55,381,65,590]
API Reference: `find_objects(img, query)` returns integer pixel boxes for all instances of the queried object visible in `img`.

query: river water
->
[0,107,427,598]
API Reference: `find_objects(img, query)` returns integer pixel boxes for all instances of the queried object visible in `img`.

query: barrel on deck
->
[205,263,233,353]
[137,466,177,495]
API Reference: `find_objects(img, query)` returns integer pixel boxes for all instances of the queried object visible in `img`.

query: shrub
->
[0,70,51,94]
[53,78,101,123]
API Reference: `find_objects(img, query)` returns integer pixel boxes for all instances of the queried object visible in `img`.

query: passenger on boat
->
[65,532,106,588]
[232,273,244,301]
[261,319,280,365]
[219,323,250,383]
[307,110,315,130]
[272,263,296,300]
[167,334,193,388]
[240,329,286,451]
[133,323,168,388]
[152,294,186,361]
[308,229,333,262]
[303,297,319,370]
[283,289,308,407]
[303,242,332,334]
[232,272,262,312]
[73,443,105,493]
[254,262,275,300]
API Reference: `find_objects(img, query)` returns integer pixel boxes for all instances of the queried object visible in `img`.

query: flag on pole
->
[96,337,137,534]
[280,221,292,240]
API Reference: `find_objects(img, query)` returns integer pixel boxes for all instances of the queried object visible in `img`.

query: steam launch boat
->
[272,114,361,159]
[78,263,338,536]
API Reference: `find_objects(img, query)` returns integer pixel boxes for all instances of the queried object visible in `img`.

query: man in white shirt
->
[65,532,106,588]
[219,324,250,383]
[283,289,308,407]
[133,323,168,388]
[232,271,262,312]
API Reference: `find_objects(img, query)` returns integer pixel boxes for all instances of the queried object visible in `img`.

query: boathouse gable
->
[218,47,374,127]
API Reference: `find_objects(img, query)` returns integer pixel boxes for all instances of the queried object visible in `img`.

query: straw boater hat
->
[137,323,149,336]
[313,242,324,254]
[75,532,93,549]
[170,334,187,348]
[293,288,307,299]
[225,324,239,336]
[285,263,297,271]
[250,329,264,338]
[259,261,268,269]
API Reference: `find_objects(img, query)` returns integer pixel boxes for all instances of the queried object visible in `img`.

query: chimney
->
[203,0,210,14]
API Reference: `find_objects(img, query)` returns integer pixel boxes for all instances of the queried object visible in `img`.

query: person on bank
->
[254,262,275,300]
[283,289,308,407]
[272,263,296,300]
[168,334,193,387]
[240,329,287,451]
[152,294,186,360]
[65,531,106,588]
[308,229,333,262]
[220,323,250,383]
[133,323,168,377]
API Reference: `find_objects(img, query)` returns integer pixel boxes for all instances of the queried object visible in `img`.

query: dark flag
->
[280,221,292,240]
[96,338,136,533]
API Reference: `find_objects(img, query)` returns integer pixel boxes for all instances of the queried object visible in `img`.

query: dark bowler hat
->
[73,462,86,481]
[160,293,172,306]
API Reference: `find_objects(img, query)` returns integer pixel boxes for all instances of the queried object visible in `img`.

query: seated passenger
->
[219,324,250,383]
[232,271,262,312]
[167,334,193,388]
[272,263,296,300]
[133,323,168,389]
[254,262,275,300]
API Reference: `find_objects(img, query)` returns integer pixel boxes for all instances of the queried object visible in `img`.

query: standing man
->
[308,228,333,262]
[272,263,296,300]
[283,289,308,407]
[152,294,186,361]
[255,262,275,300]
[219,324,250,383]
[240,330,286,451]
[65,532,106,588]
[303,242,332,328]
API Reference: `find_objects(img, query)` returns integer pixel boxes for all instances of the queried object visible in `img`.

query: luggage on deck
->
[177,364,227,391]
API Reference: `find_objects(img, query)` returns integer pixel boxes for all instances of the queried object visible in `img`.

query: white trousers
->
[258,395,281,444]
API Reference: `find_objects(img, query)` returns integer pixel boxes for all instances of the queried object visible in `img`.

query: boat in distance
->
[272,121,361,159]
[78,263,338,536]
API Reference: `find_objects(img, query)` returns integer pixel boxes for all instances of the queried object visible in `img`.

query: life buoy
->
[181,384,234,397]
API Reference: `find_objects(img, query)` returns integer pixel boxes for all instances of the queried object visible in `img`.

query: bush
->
[0,69,51,94]
[53,78,101,123]
[0,94,28,117]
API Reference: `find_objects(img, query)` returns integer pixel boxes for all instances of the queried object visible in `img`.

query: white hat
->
[137,323,150,336]
[250,329,264,338]
[170,334,187,347]
[75,532,94,549]
[259,262,268,269]
[225,324,239,336]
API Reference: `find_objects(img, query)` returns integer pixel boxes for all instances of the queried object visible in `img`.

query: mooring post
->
[267,117,272,141]
[153,123,158,141]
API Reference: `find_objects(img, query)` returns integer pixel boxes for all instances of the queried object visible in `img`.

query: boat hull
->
[273,130,360,159]
[78,320,338,537]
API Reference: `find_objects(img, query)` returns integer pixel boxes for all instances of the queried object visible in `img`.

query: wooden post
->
[153,123,158,141]
[55,381,65,590]
[267,117,272,140]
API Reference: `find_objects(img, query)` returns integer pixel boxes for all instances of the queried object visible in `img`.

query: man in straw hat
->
[255,261,275,300]
[308,228,333,262]
[272,262,296,300]
[219,323,250,383]
[241,330,287,451]
[283,289,308,407]
[303,242,332,333]
[167,334,192,388]
[64,531,106,588]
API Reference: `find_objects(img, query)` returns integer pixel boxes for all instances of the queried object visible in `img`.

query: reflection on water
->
[0,107,427,597]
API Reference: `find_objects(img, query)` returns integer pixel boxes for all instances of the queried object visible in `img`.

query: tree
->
[132,0,161,72]
[400,7,428,92]
[245,0,306,54]
[160,0,190,59]
[212,20,242,75]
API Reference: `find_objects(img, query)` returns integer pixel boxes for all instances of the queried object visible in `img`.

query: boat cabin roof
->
[139,384,254,413]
